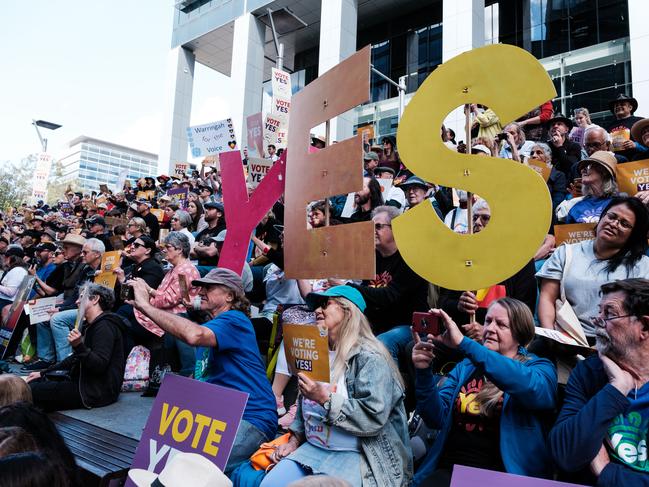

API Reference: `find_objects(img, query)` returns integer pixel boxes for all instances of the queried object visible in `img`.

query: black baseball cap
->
[35,242,57,252]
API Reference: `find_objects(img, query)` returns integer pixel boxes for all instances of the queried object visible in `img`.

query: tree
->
[46,159,79,205]
[0,156,36,211]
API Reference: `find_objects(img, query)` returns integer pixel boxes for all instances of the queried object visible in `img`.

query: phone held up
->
[412,311,444,336]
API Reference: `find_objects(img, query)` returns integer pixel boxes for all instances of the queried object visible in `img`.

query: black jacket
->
[47,312,126,408]
[349,250,429,334]
[141,211,160,241]
[550,140,582,178]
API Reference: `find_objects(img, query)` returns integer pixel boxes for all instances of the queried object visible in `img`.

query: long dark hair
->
[0,403,79,486]
[368,177,384,209]
[0,452,69,487]
[597,196,649,274]
[188,200,204,232]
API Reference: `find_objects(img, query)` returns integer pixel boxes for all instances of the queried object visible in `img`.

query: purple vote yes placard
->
[125,374,248,486]
[450,466,587,487]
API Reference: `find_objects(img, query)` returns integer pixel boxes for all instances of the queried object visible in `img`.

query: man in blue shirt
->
[29,242,58,299]
[550,278,649,486]
[128,267,277,477]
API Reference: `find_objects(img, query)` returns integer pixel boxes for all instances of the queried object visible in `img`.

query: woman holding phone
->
[411,298,557,486]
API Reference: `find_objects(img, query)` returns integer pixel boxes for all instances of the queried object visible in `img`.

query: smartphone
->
[120,285,134,301]
[412,312,443,335]
[496,133,508,141]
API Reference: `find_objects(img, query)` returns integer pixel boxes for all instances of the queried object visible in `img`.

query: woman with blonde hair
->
[0,375,32,407]
[126,217,148,239]
[262,286,412,487]
[411,298,557,486]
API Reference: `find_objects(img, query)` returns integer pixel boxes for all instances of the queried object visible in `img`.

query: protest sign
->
[527,160,552,183]
[450,465,586,487]
[393,44,554,290]
[284,46,376,280]
[246,112,265,158]
[357,124,375,144]
[282,324,330,383]
[125,374,248,487]
[554,223,596,246]
[276,127,288,149]
[247,157,273,189]
[186,118,238,158]
[94,251,121,289]
[219,150,286,275]
[340,192,356,219]
[116,168,129,192]
[151,208,164,222]
[30,153,52,204]
[137,190,155,201]
[173,162,188,177]
[616,158,649,196]
[535,326,591,349]
[263,114,283,146]
[271,67,291,99]
[26,297,59,325]
[570,127,585,147]
[611,126,631,152]
[271,96,291,119]
[167,188,189,210]
[0,276,35,359]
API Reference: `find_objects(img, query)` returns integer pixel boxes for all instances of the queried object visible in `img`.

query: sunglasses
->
[131,242,145,248]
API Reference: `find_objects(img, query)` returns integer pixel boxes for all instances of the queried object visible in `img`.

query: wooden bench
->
[50,412,139,487]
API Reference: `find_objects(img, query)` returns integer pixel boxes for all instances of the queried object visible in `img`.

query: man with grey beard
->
[549,278,649,486]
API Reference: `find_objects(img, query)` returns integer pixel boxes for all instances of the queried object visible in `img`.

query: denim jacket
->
[290,343,413,486]
[414,338,557,485]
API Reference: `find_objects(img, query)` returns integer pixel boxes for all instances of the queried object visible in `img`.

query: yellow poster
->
[616,158,649,196]
[527,160,551,183]
[554,223,596,246]
[283,324,330,383]
[94,251,121,289]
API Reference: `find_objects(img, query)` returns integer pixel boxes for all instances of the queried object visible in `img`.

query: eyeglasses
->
[171,217,179,221]
[473,213,491,223]
[127,223,137,227]
[584,142,606,149]
[163,245,178,251]
[374,223,392,231]
[131,242,145,248]
[602,211,634,230]
[591,314,635,328]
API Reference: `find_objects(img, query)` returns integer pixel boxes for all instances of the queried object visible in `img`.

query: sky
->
[0,0,231,164]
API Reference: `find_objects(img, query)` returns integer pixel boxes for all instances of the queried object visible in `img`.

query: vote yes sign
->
[125,374,247,486]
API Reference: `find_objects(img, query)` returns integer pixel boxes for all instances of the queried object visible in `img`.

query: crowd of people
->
[1,94,649,486]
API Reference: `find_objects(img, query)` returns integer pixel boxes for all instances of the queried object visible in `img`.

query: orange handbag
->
[250,432,292,471]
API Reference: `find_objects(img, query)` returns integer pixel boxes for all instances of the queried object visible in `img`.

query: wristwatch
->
[323,394,332,412]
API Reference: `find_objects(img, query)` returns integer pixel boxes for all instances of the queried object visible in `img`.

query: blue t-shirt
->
[29,263,57,299]
[194,310,277,439]
[606,382,649,472]
[565,196,611,224]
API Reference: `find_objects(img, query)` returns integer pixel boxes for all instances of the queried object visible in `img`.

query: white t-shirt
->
[385,186,406,212]
[444,207,468,234]
[179,227,195,247]
[0,267,28,301]
[537,240,649,336]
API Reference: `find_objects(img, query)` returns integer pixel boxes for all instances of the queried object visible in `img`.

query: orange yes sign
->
[394,44,555,290]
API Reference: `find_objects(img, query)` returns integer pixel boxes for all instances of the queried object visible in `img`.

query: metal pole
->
[277,43,284,71]
[32,120,47,153]
[398,75,407,121]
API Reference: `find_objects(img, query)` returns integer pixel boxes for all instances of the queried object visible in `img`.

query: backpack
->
[121,345,150,392]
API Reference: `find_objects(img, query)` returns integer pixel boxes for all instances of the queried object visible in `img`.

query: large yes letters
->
[394,44,555,290]
[284,46,375,279]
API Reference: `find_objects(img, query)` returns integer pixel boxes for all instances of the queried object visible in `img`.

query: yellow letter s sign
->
[394,44,556,291]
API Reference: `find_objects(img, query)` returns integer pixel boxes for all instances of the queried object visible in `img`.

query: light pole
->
[32,119,62,153]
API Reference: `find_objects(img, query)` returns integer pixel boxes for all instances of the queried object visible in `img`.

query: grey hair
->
[80,282,115,311]
[582,169,619,197]
[85,238,105,255]
[164,231,191,258]
[129,217,148,234]
[371,205,400,223]
[173,210,192,229]
[472,199,490,214]
[531,142,552,162]
[504,122,526,143]
[585,126,612,143]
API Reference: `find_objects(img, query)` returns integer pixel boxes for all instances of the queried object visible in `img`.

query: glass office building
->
[58,136,158,194]
[162,0,645,169]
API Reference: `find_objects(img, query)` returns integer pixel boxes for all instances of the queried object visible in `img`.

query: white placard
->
[247,157,274,189]
[186,118,238,158]
[27,297,59,325]
[271,68,291,99]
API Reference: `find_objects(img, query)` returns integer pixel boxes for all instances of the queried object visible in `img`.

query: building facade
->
[161,0,648,172]
[57,136,158,194]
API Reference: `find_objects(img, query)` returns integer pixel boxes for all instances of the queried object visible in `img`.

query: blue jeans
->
[377,325,412,368]
[224,419,270,477]
[36,309,78,362]
[260,459,308,486]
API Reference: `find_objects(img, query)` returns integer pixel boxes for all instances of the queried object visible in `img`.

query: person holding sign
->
[27,283,126,412]
[262,286,412,487]
[411,299,557,486]
[538,197,649,341]
[550,278,649,486]
[127,268,277,476]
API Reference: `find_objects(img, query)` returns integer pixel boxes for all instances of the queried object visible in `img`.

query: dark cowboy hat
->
[546,113,574,130]
[608,94,638,115]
